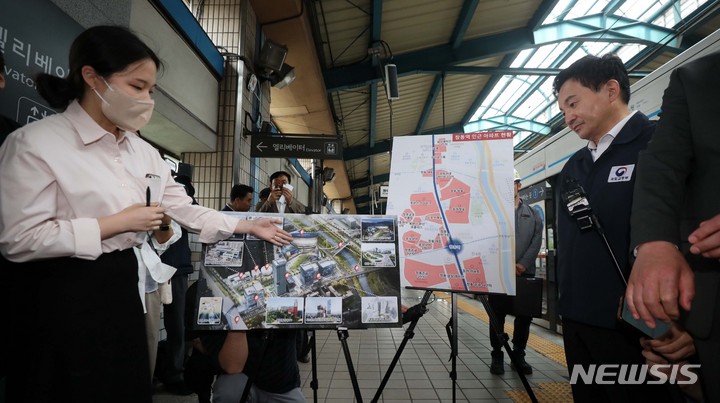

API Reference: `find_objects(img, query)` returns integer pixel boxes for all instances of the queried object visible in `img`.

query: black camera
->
[561,177,594,232]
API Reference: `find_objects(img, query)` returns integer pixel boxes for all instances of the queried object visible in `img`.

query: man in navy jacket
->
[553,54,674,402]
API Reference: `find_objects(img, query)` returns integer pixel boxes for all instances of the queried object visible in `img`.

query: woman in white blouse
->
[0,25,291,403]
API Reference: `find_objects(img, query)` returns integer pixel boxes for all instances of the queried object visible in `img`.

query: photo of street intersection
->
[194,213,402,330]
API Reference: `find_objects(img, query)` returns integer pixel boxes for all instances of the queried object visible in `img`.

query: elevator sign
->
[250,134,343,160]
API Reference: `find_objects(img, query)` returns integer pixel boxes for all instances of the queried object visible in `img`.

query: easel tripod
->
[371,290,433,403]
[474,293,538,403]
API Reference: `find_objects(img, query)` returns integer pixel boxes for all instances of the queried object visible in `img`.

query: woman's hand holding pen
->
[125,203,166,232]
[98,203,166,240]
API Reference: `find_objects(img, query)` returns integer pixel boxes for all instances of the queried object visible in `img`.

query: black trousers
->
[562,319,681,403]
[162,274,188,382]
[184,348,213,403]
[488,294,532,352]
[6,250,152,403]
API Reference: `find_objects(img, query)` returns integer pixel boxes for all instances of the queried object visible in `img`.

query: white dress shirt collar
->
[587,110,637,162]
[65,100,134,145]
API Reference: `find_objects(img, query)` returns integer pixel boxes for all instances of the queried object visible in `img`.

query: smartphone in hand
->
[621,300,672,339]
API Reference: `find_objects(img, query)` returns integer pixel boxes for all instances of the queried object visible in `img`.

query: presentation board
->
[386,131,516,295]
[193,212,402,330]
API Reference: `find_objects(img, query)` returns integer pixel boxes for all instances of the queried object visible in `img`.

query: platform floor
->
[153,289,573,403]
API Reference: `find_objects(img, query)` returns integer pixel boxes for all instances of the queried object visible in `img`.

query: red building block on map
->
[409,193,439,216]
[463,256,489,293]
[403,259,446,288]
[439,178,470,200]
[445,194,470,224]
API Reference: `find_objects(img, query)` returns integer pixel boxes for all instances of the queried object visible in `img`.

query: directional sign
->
[519,182,551,204]
[250,134,343,160]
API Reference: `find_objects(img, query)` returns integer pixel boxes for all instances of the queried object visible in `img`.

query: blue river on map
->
[478,147,514,293]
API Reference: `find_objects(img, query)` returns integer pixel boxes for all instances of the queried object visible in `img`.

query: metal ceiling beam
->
[534,14,682,49]
[529,0,561,30]
[465,115,551,135]
[461,1,569,126]
[465,0,563,136]
[514,132,543,150]
[415,75,444,135]
[344,123,464,162]
[415,0,480,135]
[420,123,465,135]
[350,173,390,188]
[354,194,372,205]
[421,65,650,77]
[675,0,720,41]
[344,139,393,160]
[627,0,720,70]
[649,0,679,23]
[460,54,516,126]
[367,0,383,205]
[371,0,382,43]
[504,43,579,117]
[324,27,534,92]
[357,202,386,214]
[450,0,481,48]
[368,82,377,188]
[602,0,624,16]
[554,0,579,23]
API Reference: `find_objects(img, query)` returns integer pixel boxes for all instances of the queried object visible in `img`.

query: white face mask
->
[93,78,154,132]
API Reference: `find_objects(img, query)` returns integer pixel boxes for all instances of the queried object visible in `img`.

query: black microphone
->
[560,176,594,232]
[561,176,627,286]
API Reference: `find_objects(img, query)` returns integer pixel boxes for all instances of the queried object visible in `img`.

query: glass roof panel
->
[465,0,711,149]
[510,48,536,68]
[494,78,531,111]
[525,44,556,67]
[616,43,648,62]
[469,75,512,121]
[516,78,554,119]
[565,0,604,19]
[543,0,576,25]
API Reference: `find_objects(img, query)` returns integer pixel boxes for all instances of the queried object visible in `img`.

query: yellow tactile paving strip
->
[435,292,567,367]
[506,381,574,402]
[435,292,574,402]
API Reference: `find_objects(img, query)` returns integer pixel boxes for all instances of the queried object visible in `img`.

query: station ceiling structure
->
[252,0,720,214]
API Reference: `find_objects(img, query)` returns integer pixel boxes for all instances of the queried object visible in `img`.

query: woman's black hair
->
[36,25,162,109]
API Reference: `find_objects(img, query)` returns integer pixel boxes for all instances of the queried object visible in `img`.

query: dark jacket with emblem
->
[557,112,654,329]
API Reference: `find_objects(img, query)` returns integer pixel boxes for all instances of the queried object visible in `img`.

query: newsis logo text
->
[570,364,700,385]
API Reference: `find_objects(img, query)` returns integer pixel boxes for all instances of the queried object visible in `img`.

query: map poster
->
[193,213,402,330]
[386,131,516,295]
